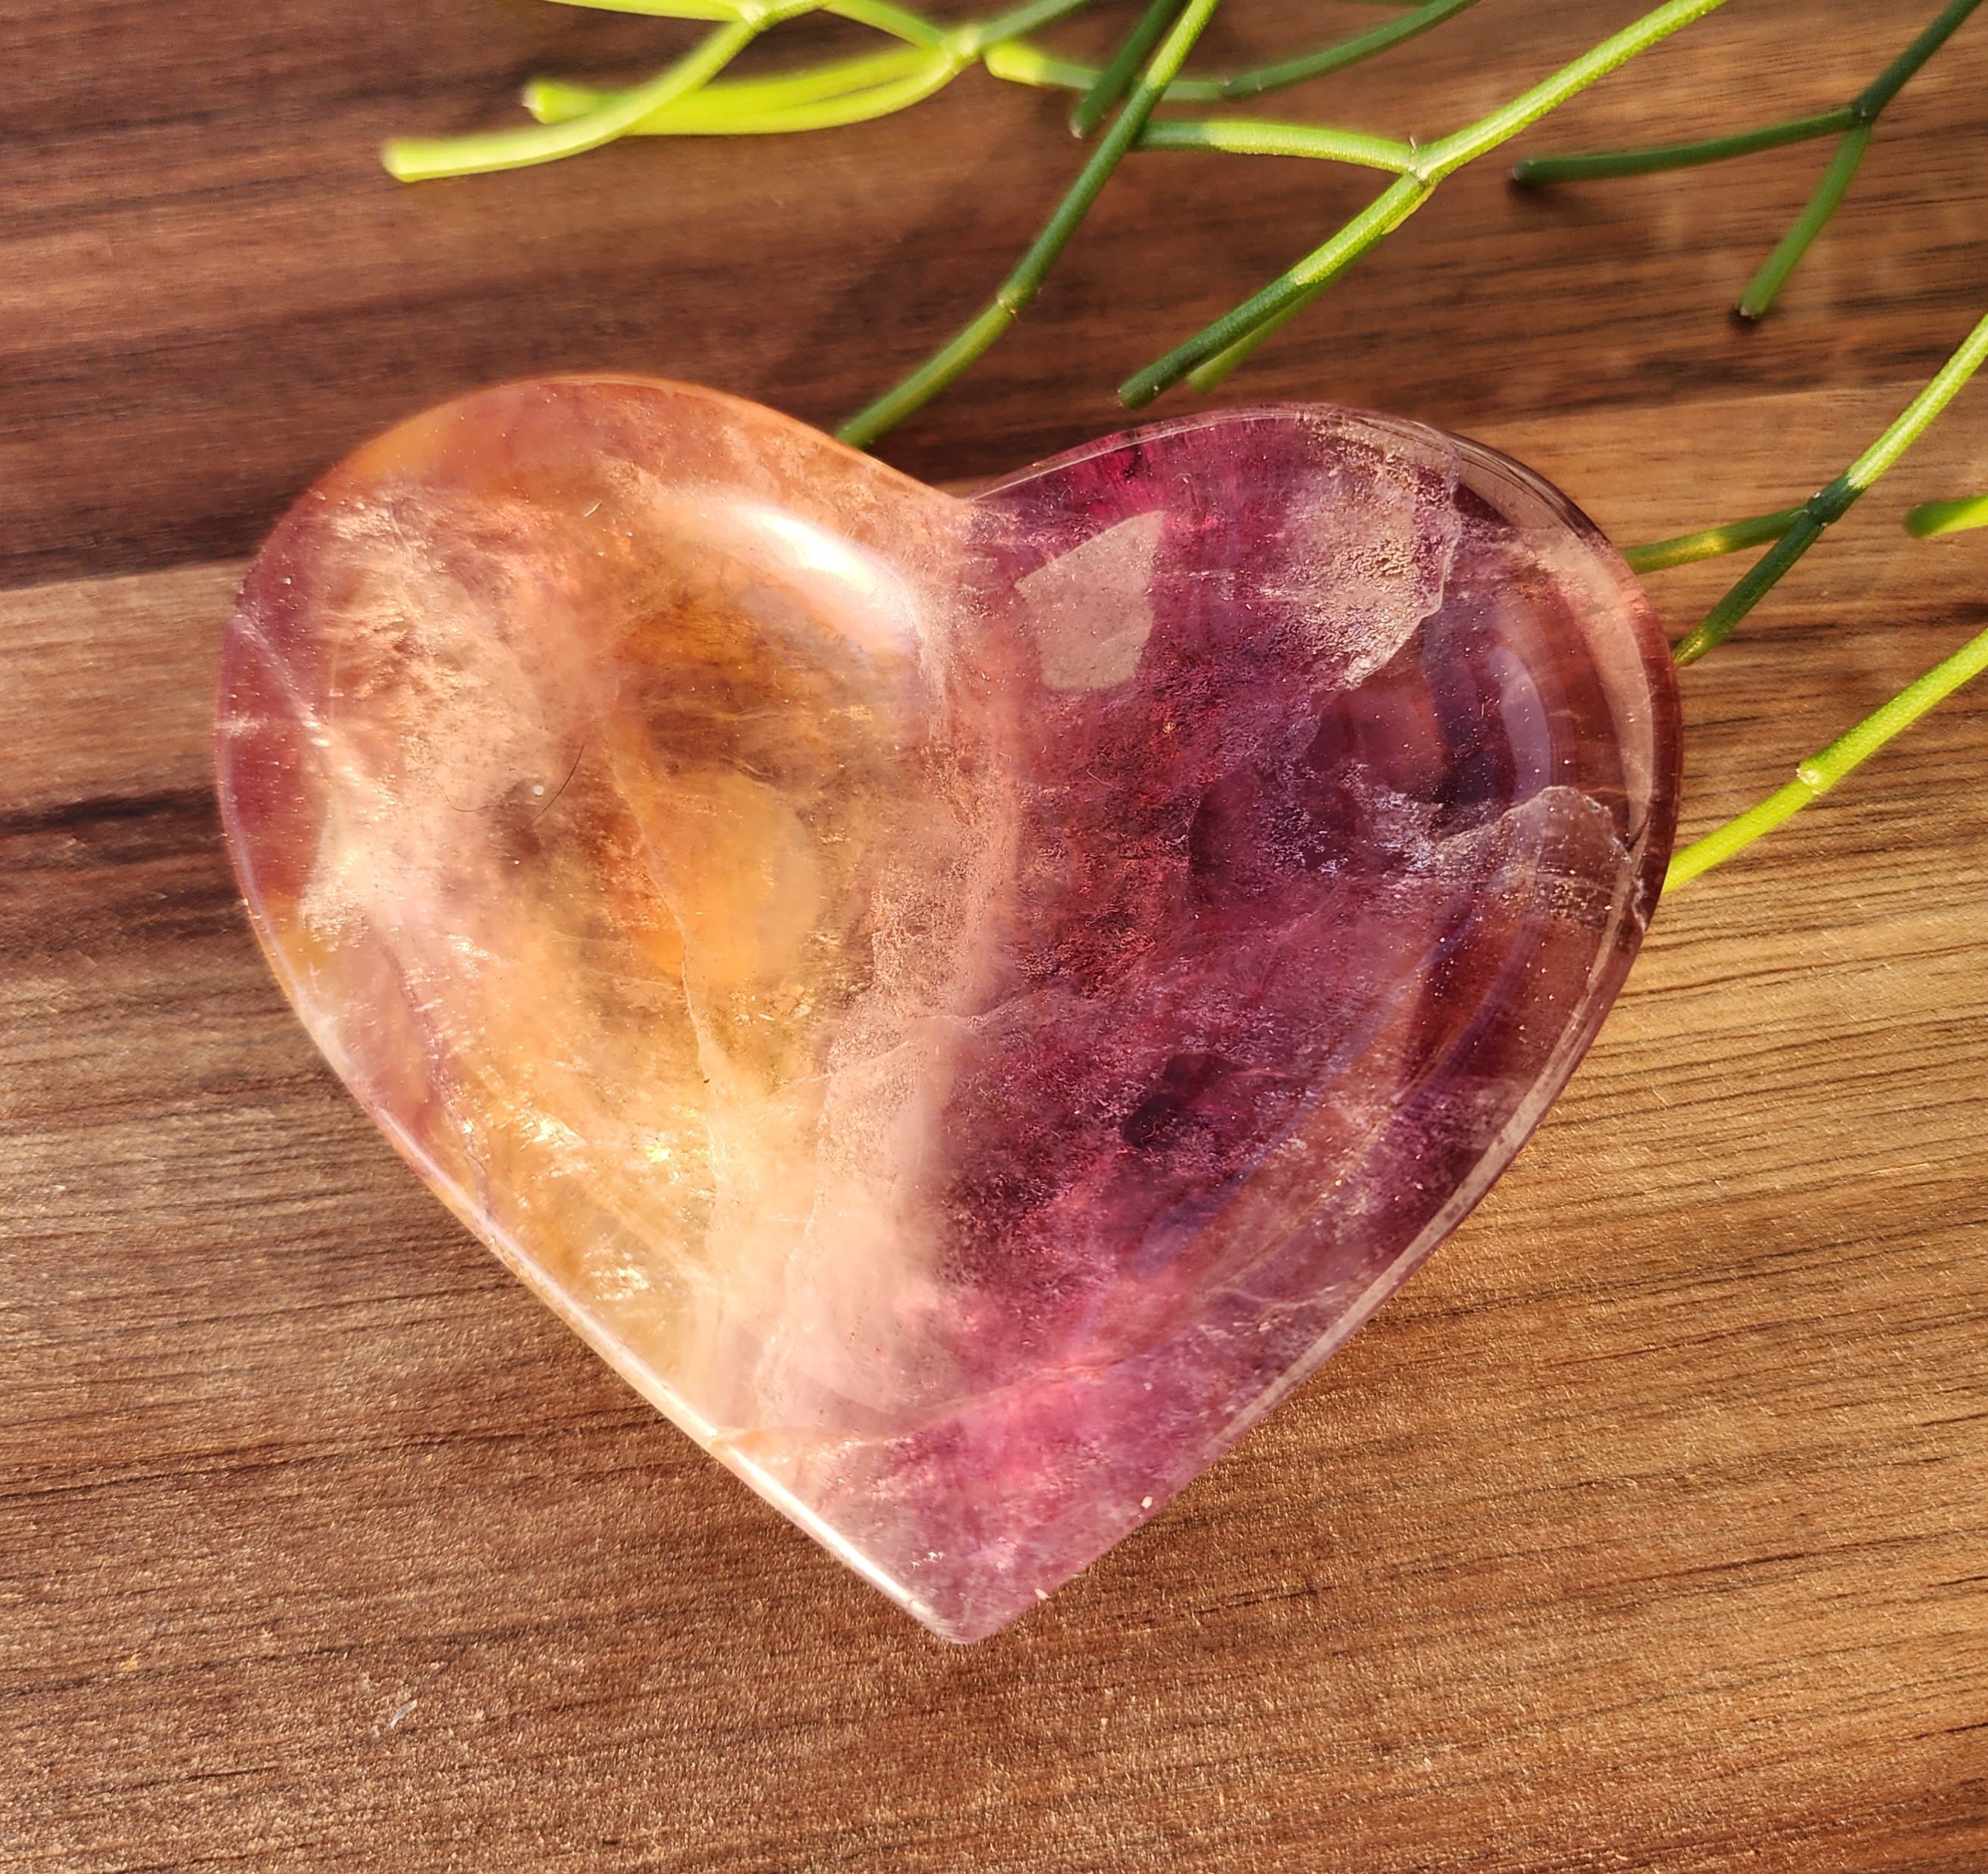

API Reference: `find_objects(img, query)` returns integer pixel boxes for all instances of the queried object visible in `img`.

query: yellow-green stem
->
[522,45,930,126]
[1667,613,1988,888]
[1137,118,1418,173]
[384,15,764,178]
[1623,506,1805,573]
[1906,494,1988,538]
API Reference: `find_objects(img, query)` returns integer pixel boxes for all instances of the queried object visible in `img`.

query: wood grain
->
[4,2,1987,1869]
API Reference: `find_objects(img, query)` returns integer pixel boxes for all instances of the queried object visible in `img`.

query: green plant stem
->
[547,0,948,42]
[1735,118,1871,319]
[1119,0,1731,406]
[1623,506,1805,573]
[1517,0,1980,180]
[1855,0,1986,113]
[1667,613,1988,888]
[544,0,768,17]
[524,45,930,124]
[1906,494,1988,538]
[1668,517,1826,666]
[531,48,958,133]
[1672,311,1988,664]
[1741,0,1988,315]
[1513,0,1983,318]
[679,54,962,130]
[958,0,1101,55]
[1071,0,1187,136]
[988,39,1223,97]
[1218,0,1479,99]
[384,14,767,179]
[836,0,1223,448]
[981,41,1107,90]
[390,0,1092,179]
[1138,118,1418,173]
[992,0,1478,110]
[1168,174,1432,394]
[1512,106,1855,183]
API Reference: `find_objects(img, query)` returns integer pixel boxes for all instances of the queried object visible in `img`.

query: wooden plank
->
[5,388,1986,1874]
[5,0,1988,584]
[5,0,1988,1866]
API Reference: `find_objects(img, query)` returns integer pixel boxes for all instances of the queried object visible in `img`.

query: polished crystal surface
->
[216,378,1679,1641]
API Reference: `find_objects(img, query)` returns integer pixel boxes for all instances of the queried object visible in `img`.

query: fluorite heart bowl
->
[216,377,1680,1641]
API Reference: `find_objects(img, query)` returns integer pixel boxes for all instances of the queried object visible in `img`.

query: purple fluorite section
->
[798,409,1678,1634]
[216,381,1678,1641]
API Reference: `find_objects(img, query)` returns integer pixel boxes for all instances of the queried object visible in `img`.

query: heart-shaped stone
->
[217,378,1679,1641]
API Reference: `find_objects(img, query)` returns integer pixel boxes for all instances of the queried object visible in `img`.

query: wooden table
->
[6,2,1987,1866]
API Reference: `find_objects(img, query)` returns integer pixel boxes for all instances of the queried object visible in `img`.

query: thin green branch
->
[990,0,1478,110]
[530,48,958,133]
[1119,0,1732,406]
[523,45,929,126]
[1422,5,1726,172]
[824,0,952,44]
[1514,0,1983,319]
[1137,118,1418,173]
[1735,118,1871,320]
[986,39,1224,98]
[1218,0,1479,100]
[1906,494,1988,538]
[547,0,947,36]
[1071,0,1187,136]
[1511,106,1855,184]
[1670,310,1988,664]
[1667,613,1988,888]
[1623,506,1805,573]
[1855,0,1986,114]
[981,41,1106,91]
[684,53,964,130]
[1668,518,1825,667]
[384,14,765,179]
[1518,0,1979,181]
[1839,321,1988,492]
[390,0,1104,171]
[957,0,1099,56]
[544,0,762,18]
[836,0,1224,448]
[1133,174,1432,403]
